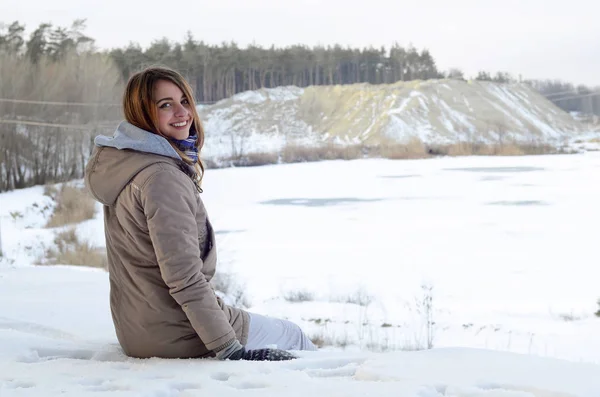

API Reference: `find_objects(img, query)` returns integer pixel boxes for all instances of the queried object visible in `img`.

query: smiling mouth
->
[171,120,189,128]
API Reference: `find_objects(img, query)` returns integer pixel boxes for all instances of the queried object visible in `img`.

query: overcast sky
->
[2,0,599,86]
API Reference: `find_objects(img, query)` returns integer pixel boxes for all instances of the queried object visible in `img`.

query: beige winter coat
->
[84,122,249,359]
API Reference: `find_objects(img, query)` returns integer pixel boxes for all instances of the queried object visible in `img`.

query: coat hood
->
[85,121,181,206]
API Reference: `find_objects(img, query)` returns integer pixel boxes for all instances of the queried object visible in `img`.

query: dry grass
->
[309,333,349,349]
[282,143,364,163]
[433,142,570,156]
[244,152,280,166]
[310,334,327,348]
[558,311,582,322]
[222,152,280,167]
[41,227,107,269]
[281,144,322,163]
[334,287,374,307]
[204,138,571,169]
[210,271,251,309]
[309,328,423,352]
[45,183,96,228]
[376,139,568,159]
[373,138,430,159]
[214,142,366,167]
[283,289,315,303]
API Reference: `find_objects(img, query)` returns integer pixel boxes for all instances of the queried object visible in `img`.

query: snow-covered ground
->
[2,152,600,396]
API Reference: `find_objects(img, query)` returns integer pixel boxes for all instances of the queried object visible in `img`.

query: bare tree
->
[0,21,123,191]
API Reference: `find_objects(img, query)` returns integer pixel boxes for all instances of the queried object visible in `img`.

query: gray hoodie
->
[95,120,182,160]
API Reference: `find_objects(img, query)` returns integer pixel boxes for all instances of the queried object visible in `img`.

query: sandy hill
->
[198,79,587,161]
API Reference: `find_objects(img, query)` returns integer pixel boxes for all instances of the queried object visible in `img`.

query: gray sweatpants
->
[245,312,317,351]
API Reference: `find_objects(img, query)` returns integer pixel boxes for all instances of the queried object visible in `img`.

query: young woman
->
[85,66,316,361]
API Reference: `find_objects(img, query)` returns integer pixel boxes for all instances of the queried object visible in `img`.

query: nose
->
[174,102,188,117]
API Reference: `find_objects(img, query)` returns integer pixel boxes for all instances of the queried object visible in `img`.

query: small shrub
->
[211,271,234,295]
[244,152,280,166]
[320,143,363,160]
[281,142,364,163]
[366,340,392,352]
[210,137,571,169]
[309,333,349,349]
[46,183,96,228]
[9,211,23,221]
[283,289,315,303]
[41,227,107,269]
[280,144,323,163]
[413,283,435,349]
[595,299,600,318]
[310,334,326,348]
[343,287,373,307]
[378,139,429,159]
[223,152,280,167]
[429,141,565,157]
[55,227,78,246]
[308,318,331,325]
[422,283,435,349]
[43,184,59,198]
[395,338,425,352]
[210,271,250,309]
[557,311,582,322]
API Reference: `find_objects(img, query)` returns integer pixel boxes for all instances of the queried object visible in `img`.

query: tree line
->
[111,38,442,103]
[3,19,600,109]
[1,19,599,192]
[0,20,122,192]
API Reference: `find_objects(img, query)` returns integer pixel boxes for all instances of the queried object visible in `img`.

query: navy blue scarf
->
[169,130,199,163]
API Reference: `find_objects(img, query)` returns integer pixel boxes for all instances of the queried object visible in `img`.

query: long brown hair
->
[123,65,205,186]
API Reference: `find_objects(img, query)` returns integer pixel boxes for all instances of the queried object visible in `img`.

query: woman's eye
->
[159,103,171,109]
[182,99,189,105]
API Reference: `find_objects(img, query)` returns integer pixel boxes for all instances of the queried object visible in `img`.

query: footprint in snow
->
[229,380,270,390]
[92,348,129,362]
[111,363,131,370]
[169,382,201,391]
[475,383,576,397]
[415,384,447,397]
[0,317,80,341]
[87,381,131,392]
[210,372,231,381]
[3,379,36,389]
[18,345,128,364]
[76,378,106,386]
[17,348,89,363]
[137,382,201,397]
[140,373,175,380]
[286,356,368,373]
[72,378,130,392]
[210,372,269,389]
[304,363,360,379]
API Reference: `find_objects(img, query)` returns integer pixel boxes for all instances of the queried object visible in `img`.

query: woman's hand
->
[215,339,297,361]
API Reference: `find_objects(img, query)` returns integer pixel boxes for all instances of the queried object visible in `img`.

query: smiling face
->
[153,79,192,140]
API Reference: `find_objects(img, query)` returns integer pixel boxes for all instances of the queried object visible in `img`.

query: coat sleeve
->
[140,165,236,351]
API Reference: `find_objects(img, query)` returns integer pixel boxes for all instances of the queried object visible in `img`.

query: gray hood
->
[85,121,182,206]
[94,121,182,160]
